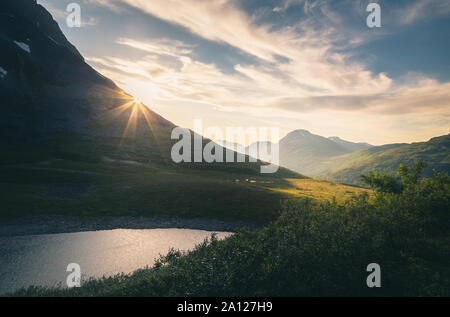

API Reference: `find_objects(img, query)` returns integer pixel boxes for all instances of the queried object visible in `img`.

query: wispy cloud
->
[105,0,392,96]
[273,78,450,115]
[88,36,449,119]
[118,0,297,63]
[83,0,125,13]
[393,0,450,25]
[82,0,449,143]
[273,0,306,13]
[116,38,194,57]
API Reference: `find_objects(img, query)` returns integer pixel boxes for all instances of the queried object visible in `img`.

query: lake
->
[0,228,232,295]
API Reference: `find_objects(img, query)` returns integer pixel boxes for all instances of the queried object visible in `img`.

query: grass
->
[0,154,372,224]
[263,178,371,202]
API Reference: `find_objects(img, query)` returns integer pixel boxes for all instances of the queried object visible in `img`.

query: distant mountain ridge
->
[278,130,368,175]
[244,129,374,176]
[245,129,448,185]
[328,136,372,152]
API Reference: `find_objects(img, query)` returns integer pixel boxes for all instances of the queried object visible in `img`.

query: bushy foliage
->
[360,172,404,194]
[15,164,450,297]
[360,161,428,193]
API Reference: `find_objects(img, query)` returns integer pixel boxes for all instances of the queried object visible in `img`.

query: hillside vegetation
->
[255,127,448,186]
[15,163,450,297]
[1,155,369,224]
[319,134,450,185]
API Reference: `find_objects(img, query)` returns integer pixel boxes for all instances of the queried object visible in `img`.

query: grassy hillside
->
[14,165,450,297]
[318,134,450,185]
[1,155,366,224]
[262,178,370,202]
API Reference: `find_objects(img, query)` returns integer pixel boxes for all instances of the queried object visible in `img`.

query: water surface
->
[0,228,231,294]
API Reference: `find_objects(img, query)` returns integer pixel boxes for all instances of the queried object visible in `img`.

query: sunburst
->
[103,92,164,155]
[119,102,140,146]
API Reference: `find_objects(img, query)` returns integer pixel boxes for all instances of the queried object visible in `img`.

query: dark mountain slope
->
[0,0,280,170]
[0,0,180,165]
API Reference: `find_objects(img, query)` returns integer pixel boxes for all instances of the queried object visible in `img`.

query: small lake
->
[0,228,232,295]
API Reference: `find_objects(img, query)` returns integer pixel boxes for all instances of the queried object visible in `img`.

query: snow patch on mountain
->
[14,40,31,53]
[0,67,7,78]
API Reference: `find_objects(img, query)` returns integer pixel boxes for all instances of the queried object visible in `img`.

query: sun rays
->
[105,93,165,154]
[119,102,140,146]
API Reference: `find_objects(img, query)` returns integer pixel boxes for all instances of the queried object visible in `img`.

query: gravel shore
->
[0,215,257,237]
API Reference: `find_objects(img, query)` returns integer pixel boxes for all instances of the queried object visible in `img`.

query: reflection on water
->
[0,229,231,294]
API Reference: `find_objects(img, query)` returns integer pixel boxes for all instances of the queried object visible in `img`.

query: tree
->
[360,172,403,194]
[360,161,428,194]
[398,161,428,186]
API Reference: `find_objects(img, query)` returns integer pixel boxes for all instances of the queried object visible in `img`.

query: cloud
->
[116,38,194,57]
[82,16,99,27]
[274,78,450,115]
[83,0,125,13]
[273,0,306,13]
[117,0,299,63]
[394,0,450,25]
[81,0,448,139]
[88,36,449,119]
[106,0,392,95]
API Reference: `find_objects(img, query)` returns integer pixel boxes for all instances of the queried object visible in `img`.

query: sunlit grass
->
[262,178,372,202]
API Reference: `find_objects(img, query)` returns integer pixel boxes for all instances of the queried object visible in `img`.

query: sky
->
[37,0,450,145]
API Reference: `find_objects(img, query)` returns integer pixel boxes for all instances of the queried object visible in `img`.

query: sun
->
[103,89,164,154]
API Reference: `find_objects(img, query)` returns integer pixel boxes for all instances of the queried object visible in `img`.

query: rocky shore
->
[0,215,258,237]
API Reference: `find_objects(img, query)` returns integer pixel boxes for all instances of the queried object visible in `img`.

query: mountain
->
[250,129,448,187]
[318,134,450,185]
[243,128,448,186]
[246,141,276,159]
[328,137,372,152]
[278,130,361,175]
[214,140,246,154]
[0,0,307,224]
[243,130,374,176]
[0,0,179,165]
[0,0,282,169]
